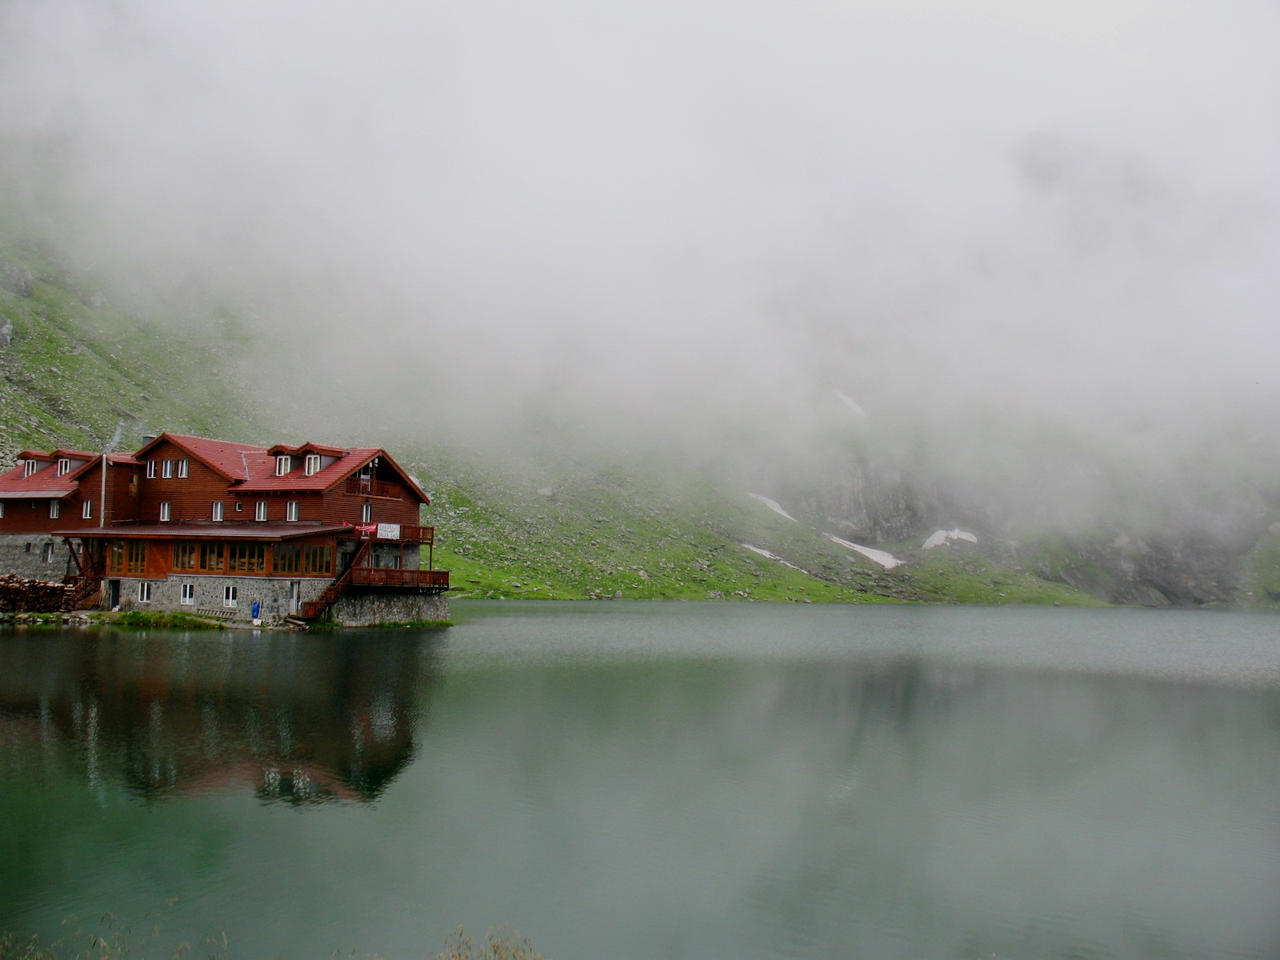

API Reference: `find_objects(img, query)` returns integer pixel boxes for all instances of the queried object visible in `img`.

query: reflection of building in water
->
[0,631,439,803]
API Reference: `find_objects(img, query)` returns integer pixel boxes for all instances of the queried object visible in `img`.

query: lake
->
[1,602,1278,959]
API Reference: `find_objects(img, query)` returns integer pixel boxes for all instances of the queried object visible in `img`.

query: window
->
[146,460,156,478]
[49,500,60,519]
[180,583,195,605]
[224,585,238,608]
[159,501,171,522]
[82,499,93,519]
[0,502,5,518]
[42,542,54,563]
[177,458,189,478]
[276,455,291,476]
[361,502,372,524]
[138,582,153,603]
[173,542,198,570]
[199,542,225,571]
[22,460,38,477]
[161,459,173,479]
[56,458,71,476]
[255,501,268,521]
[304,454,321,476]
[286,501,299,522]
[228,542,267,573]
[125,541,146,574]
[212,501,224,522]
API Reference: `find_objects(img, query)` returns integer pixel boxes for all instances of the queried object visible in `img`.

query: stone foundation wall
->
[0,534,73,580]
[330,591,449,626]
[112,574,448,626]
[116,575,330,622]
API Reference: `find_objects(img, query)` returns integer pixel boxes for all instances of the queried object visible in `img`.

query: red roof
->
[136,433,270,481]
[0,450,136,498]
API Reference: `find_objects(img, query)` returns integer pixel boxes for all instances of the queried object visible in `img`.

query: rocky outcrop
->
[0,262,34,297]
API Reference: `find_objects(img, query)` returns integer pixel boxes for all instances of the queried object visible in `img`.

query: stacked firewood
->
[0,574,73,612]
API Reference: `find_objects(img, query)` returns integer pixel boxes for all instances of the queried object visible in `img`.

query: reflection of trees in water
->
[0,630,443,803]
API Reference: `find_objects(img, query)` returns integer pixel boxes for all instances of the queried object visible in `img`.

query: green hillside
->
[4,217,1275,607]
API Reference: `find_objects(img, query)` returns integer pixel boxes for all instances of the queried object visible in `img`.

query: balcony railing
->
[348,567,450,591]
[341,523,433,543]
[344,476,402,499]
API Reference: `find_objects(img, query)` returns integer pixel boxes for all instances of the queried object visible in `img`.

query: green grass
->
[108,610,227,630]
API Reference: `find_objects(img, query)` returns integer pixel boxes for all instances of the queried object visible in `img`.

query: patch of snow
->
[834,389,868,419]
[742,543,807,573]
[923,528,979,550]
[749,493,797,522]
[826,534,905,569]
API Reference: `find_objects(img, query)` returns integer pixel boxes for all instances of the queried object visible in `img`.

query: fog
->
[2,0,1278,522]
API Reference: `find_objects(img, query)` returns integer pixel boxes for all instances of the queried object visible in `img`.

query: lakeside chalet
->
[0,433,449,625]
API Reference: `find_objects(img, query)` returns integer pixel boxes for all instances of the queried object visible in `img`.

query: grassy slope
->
[0,228,264,458]
[0,215,1127,606]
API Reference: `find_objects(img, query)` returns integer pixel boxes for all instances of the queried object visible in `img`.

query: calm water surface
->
[1,602,1278,959]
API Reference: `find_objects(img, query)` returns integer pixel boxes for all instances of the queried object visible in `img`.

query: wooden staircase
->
[298,538,372,621]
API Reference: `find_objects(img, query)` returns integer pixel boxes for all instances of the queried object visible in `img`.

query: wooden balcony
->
[341,523,433,543]
[348,567,450,592]
[344,476,402,499]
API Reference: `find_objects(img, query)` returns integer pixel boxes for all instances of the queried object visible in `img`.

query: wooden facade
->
[0,433,448,620]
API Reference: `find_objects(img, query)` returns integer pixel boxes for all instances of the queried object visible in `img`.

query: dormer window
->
[276,455,291,476]
[56,458,71,476]
[22,460,38,477]
[304,454,321,476]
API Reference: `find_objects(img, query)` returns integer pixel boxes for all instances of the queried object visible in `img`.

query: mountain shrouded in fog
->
[1,0,1278,553]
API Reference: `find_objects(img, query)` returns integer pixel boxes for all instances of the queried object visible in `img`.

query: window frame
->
[146,460,156,479]
[212,501,224,522]
[180,582,196,605]
[286,500,299,522]
[22,460,39,477]
[255,500,268,522]
[138,582,152,603]
[49,500,60,519]
[56,458,71,476]
[224,584,238,608]
[82,499,93,520]
[361,502,372,524]
[159,501,171,522]
[276,455,291,476]
[304,454,321,476]
[177,458,189,478]
[161,459,173,479]
[42,542,55,563]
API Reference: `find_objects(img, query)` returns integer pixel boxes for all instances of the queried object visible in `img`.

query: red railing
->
[340,524,434,543]
[348,568,449,591]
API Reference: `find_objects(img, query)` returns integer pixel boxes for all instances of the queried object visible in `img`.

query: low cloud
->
[2,0,1277,522]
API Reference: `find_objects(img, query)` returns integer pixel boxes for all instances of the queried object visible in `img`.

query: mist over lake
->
[3,603,1278,959]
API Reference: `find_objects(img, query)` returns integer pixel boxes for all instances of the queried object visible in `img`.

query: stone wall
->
[0,534,73,581]
[116,575,330,622]
[330,590,449,626]
[113,574,448,625]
